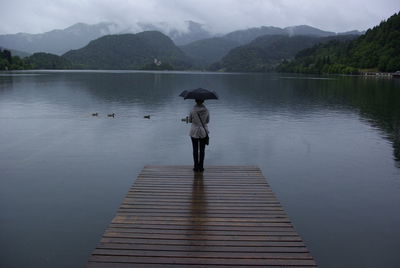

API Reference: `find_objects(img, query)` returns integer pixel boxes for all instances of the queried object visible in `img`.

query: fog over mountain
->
[0,22,118,55]
[1,0,398,35]
[0,21,213,55]
[1,11,397,73]
[136,21,213,45]
[0,20,364,56]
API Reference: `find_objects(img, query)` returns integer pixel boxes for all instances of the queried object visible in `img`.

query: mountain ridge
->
[277,11,400,74]
[179,25,362,68]
[0,22,118,55]
[62,31,192,70]
[179,37,240,68]
[0,21,362,56]
[209,34,358,72]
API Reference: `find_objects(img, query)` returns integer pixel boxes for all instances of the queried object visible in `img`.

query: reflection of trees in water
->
[213,74,400,166]
[0,75,14,91]
[67,72,181,106]
[85,73,400,166]
[307,77,400,166]
[12,72,398,166]
[59,72,221,110]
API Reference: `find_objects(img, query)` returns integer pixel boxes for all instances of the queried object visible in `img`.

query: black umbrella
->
[179,88,218,100]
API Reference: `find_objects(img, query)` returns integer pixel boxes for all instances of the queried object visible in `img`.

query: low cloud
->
[1,0,399,34]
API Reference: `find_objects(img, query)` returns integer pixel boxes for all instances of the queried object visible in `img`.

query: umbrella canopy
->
[179,88,218,100]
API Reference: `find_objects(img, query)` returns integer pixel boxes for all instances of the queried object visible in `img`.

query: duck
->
[144,115,151,119]
[92,113,98,116]
[107,113,115,118]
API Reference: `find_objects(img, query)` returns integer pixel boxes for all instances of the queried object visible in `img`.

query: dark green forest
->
[278,12,400,74]
[0,49,74,70]
[208,35,356,72]
[26,52,73,69]
[63,32,192,70]
[0,49,32,70]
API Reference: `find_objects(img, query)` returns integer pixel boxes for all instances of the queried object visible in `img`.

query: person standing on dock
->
[179,88,218,172]
[189,99,209,172]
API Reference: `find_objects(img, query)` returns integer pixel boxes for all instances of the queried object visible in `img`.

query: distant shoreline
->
[2,69,399,79]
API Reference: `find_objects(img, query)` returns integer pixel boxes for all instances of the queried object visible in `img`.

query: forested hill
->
[179,37,240,67]
[208,35,356,72]
[278,12,400,74]
[63,31,192,70]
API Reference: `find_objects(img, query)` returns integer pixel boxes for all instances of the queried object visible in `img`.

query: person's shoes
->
[198,167,204,172]
[193,168,199,172]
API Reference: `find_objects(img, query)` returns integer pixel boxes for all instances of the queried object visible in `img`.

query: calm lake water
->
[1,70,400,268]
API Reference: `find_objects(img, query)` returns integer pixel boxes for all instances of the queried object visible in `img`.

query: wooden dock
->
[87,166,317,267]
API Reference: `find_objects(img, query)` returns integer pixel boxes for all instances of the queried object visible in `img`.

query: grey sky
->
[1,0,399,34]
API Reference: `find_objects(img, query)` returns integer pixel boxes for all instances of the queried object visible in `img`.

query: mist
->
[1,0,399,35]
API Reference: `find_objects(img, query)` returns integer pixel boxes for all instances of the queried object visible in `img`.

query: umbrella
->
[179,88,218,100]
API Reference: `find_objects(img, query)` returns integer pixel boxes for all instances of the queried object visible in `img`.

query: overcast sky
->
[1,0,399,34]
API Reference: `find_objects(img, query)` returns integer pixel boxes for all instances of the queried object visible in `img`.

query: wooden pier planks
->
[87,166,317,267]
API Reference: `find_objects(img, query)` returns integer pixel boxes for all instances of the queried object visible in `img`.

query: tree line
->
[277,12,400,74]
[0,49,32,70]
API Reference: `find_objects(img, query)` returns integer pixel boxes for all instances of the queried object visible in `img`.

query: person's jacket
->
[189,104,209,138]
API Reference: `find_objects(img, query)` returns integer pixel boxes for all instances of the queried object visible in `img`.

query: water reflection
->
[62,72,203,108]
[303,77,400,166]
[3,71,399,166]
[0,74,13,91]
[188,172,207,247]
[207,74,400,166]
[1,71,400,268]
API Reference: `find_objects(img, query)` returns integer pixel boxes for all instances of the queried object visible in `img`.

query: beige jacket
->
[189,104,209,138]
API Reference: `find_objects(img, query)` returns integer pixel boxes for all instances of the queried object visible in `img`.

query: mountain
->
[209,35,357,72]
[179,37,240,67]
[179,25,362,70]
[224,26,286,45]
[221,25,359,45]
[277,12,400,74]
[0,21,211,55]
[63,31,192,70]
[170,21,213,45]
[180,27,287,68]
[284,25,335,36]
[0,20,366,72]
[337,30,364,36]
[0,20,362,61]
[0,22,118,55]
[137,21,213,45]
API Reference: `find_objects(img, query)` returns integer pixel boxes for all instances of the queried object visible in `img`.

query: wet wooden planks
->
[87,166,317,267]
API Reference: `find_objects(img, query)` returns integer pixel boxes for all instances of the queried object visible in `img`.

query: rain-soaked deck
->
[86,166,317,267]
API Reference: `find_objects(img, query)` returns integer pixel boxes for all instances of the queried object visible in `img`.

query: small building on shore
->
[392,71,400,78]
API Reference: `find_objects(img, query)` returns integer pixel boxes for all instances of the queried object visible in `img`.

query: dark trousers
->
[191,137,206,170]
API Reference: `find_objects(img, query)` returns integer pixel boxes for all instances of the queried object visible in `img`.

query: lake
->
[1,70,400,268]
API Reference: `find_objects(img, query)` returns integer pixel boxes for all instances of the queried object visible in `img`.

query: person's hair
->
[195,99,204,105]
